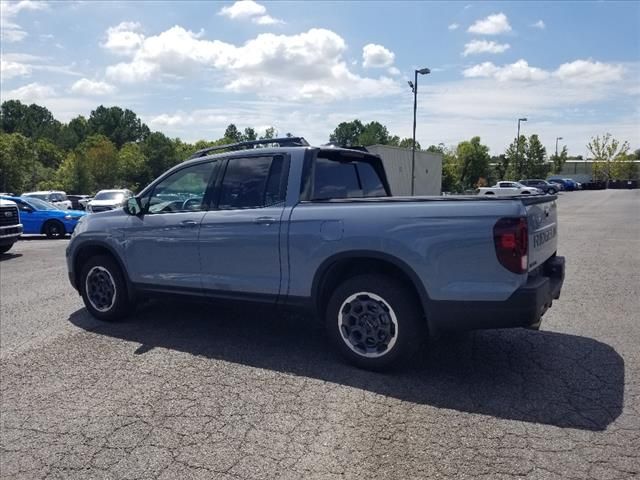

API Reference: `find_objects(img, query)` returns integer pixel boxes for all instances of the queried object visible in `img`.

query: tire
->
[325,274,425,370]
[548,188,557,195]
[79,255,132,321]
[44,220,66,239]
[0,244,13,254]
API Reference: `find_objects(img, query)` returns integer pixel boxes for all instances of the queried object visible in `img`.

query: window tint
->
[312,157,386,200]
[145,161,216,214]
[218,156,285,210]
[356,162,386,197]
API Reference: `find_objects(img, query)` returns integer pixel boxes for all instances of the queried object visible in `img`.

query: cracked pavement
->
[1,189,639,479]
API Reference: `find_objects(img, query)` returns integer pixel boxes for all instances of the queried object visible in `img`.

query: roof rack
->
[188,137,310,159]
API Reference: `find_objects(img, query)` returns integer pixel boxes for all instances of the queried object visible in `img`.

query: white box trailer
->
[366,144,443,196]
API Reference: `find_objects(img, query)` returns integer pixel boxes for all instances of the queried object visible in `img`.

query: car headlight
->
[64,214,81,221]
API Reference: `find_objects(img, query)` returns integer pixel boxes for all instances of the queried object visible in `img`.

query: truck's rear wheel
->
[80,255,132,321]
[325,274,424,370]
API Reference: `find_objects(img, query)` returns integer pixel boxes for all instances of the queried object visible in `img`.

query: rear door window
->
[312,157,386,200]
[218,155,286,210]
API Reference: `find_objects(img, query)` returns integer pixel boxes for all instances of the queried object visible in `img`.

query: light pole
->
[408,67,430,195]
[555,136,563,157]
[516,117,527,178]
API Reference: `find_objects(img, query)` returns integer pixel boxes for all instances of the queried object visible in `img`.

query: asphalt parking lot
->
[1,189,639,480]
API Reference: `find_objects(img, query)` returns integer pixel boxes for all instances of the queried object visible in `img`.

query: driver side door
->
[123,160,219,293]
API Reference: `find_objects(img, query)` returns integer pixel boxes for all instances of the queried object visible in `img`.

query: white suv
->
[87,189,133,213]
[22,191,72,210]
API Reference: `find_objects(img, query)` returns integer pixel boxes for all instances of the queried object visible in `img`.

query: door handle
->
[180,220,198,228]
[254,216,277,225]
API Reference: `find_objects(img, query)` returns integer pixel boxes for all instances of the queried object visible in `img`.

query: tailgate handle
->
[254,216,277,225]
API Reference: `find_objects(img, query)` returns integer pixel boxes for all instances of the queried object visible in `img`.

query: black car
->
[519,179,559,194]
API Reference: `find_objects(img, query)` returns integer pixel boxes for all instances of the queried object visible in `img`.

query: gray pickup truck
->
[66,137,565,369]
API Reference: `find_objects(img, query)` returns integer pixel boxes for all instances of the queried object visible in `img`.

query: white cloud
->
[462,62,499,78]
[362,43,395,68]
[253,14,283,25]
[468,13,512,35]
[531,20,545,29]
[1,59,32,80]
[463,59,549,81]
[387,66,401,76]
[218,1,284,25]
[554,59,625,84]
[70,78,117,96]
[448,23,459,31]
[0,53,81,80]
[462,39,510,56]
[1,82,56,102]
[0,0,49,43]
[105,25,399,101]
[102,21,145,55]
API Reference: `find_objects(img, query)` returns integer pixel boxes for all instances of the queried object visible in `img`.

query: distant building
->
[367,144,443,196]
[557,159,640,183]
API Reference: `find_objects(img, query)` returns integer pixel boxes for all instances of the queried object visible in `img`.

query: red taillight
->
[494,217,528,274]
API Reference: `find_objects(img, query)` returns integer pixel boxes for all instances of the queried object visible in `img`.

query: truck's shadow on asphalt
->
[69,299,624,432]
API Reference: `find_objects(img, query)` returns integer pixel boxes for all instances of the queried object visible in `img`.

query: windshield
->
[94,191,125,201]
[23,197,58,210]
[24,193,48,200]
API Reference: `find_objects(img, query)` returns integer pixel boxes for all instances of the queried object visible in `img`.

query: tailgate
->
[523,196,558,271]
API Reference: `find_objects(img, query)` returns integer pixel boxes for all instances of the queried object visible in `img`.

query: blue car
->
[547,177,577,191]
[0,196,86,238]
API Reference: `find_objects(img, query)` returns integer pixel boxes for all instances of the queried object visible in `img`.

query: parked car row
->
[478,178,583,196]
[0,195,86,239]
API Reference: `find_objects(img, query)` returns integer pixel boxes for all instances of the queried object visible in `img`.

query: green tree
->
[358,121,394,146]
[610,152,638,180]
[58,115,89,151]
[329,120,364,146]
[400,138,421,150]
[522,134,549,179]
[142,132,178,181]
[550,145,568,174]
[456,136,490,189]
[260,127,276,140]
[440,147,459,193]
[329,120,405,147]
[242,127,257,141]
[87,106,150,148]
[0,100,62,143]
[504,135,528,180]
[587,133,631,187]
[55,151,94,194]
[0,133,38,193]
[34,138,64,169]
[223,124,242,143]
[76,134,120,191]
[118,143,148,191]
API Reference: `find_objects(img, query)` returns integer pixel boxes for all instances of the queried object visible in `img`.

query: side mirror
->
[125,197,143,216]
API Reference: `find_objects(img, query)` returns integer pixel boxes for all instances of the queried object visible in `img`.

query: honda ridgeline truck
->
[66,138,565,369]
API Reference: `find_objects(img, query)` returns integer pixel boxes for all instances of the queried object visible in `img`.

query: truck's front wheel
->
[326,274,424,370]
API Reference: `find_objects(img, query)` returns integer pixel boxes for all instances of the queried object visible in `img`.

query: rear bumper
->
[429,256,565,332]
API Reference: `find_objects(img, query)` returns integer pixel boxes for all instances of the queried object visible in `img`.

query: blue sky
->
[1,0,639,157]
